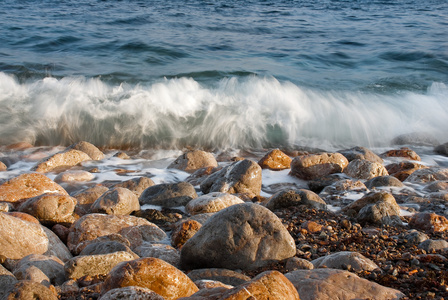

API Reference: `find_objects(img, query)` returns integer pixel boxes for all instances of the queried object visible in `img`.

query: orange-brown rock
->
[32,149,91,173]
[219,270,300,300]
[6,212,40,224]
[409,212,448,233]
[290,153,348,180]
[168,150,218,173]
[344,159,388,180]
[171,219,202,249]
[301,221,322,233]
[67,141,105,160]
[0,173,68,205]
[258,149,292,170]
[5,142,33,150]
[0,162,6,171]
[381,147,421,161]
[101,257,199,300]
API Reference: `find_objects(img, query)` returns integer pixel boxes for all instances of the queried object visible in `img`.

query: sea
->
[0,0,447,151]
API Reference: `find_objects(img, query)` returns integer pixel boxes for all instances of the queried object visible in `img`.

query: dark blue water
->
[1,0,448,149]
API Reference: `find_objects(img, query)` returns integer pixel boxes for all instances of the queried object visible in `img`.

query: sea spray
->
[0,72,447,150]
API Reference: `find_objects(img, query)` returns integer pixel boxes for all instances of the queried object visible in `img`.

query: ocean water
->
[1,0,448,150]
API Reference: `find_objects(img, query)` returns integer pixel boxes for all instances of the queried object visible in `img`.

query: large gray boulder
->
[180,203,296,270]
[285,269,405,300]
[200,159,262,198]
[168,150,218,173]
[139,182,197,207]
[344,159,388,180]
[289,153,348,180]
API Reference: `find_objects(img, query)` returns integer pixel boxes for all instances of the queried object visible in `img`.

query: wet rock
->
[418,239,448,252]
[73,185,110,216]
[90,187,140,215]
[0,212,72,262]
[290,153,349,180]
[344,159,388,180]
[186,192,244,215]
[381,147,421,161]
[99,286,165,300]
[409,212,448,233]
[258,149,292,170]
[423,181,448,192]
[365,175,404,189]
[308,174,348,193]
[171,219,202,249]
[65,251,138,280]
[180,203,296,270]
[0,173,68,205]
[200,159,262,197]
[112,176,155,197]
[168,150,218,173]
[265,189,326,211]
[404,167,448,184]
[386,161,427,181]
[135,243,180,267]
[342,191,398,215]
[187,268,251,286]
[67,141,105,160]
[101,257,199,300]
[285,257,314,271]
[219,270,299,300]
[79,241,137,257]
[435,142,448,156]
[403,229,429,245]
[18,193,77,226]
[391,132,439,146]
[338,146,383,163]
[67,214,167,255]
[3,280,58,300]
[312,251,379,272]
[285,268,404,300]
[54,170,95,183]
[139,182,198,207]
[32,149,92,173]
[185,166,220,186]
[13,254,65,286]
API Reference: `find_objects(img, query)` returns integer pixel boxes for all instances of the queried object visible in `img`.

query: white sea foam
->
[1,72,447,150]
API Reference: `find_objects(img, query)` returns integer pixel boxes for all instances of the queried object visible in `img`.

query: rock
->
[6,211,39,224]
[139,182,198,207]
[3,280,58,300]
[186,166,220,186]
[67,141,105,160]
[285,269,404,300]
[338,146,383,163]
[0,264,18,299]
[0,161,7,171]
[185,192,244,215]
[112,177,155,197]
[0,202,11,212]
[67,214,167,255]
[404,167,448,184]
[0,173,68,205]
[178,287,228,299]
[194,280,233,290]
[320,179,367,195]
[200,159,262,198]
[309,174,354,193]
[386,161,427,181]
[171,220,203,249]
[135,243,180,267]
[32,149,92,173]
[285,257,314,271]
[391,132,439,146]
[168,150,218,173]
[99,286,165,300]
[0,212,72,262]
[290,153,348,180]
[346,192,401,225]
[344,159,388,180]
[423,181,448,192]
[90,187,140,215]
[5,142,33,150]
[219,270,299,300]
[13,254,65,286]
[311,251,379,272]
[342,191,399,216]
[409,212,448,233]
[265,189,326,211]
[18,193,77,225]
[54,170,95,183]
[435,142,448,156]
[180,203,296,270]
[65,251,138,280]
[418,239,448,252]
[403,229,429,245]
[187,268,251,286]
[73,185,109,216]
[381,147,421,161]
[79,241,137,257]
[101,257,199,300]
[365,175,404,189]
[301,221,323,233]
[114,152,130,159]
[12,265,50,287]
[258,149,292,170]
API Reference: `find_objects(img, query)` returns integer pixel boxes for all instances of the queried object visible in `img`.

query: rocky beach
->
[0,135,447,299]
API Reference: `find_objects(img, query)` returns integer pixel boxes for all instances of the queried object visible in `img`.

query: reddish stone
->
[258,149,292,171]
[409,212,448,233]
[381,147,421,161]
[171,220,202,249]
[301,221,323,233]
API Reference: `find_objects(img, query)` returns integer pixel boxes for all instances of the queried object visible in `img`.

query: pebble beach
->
[0,135,448,299]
